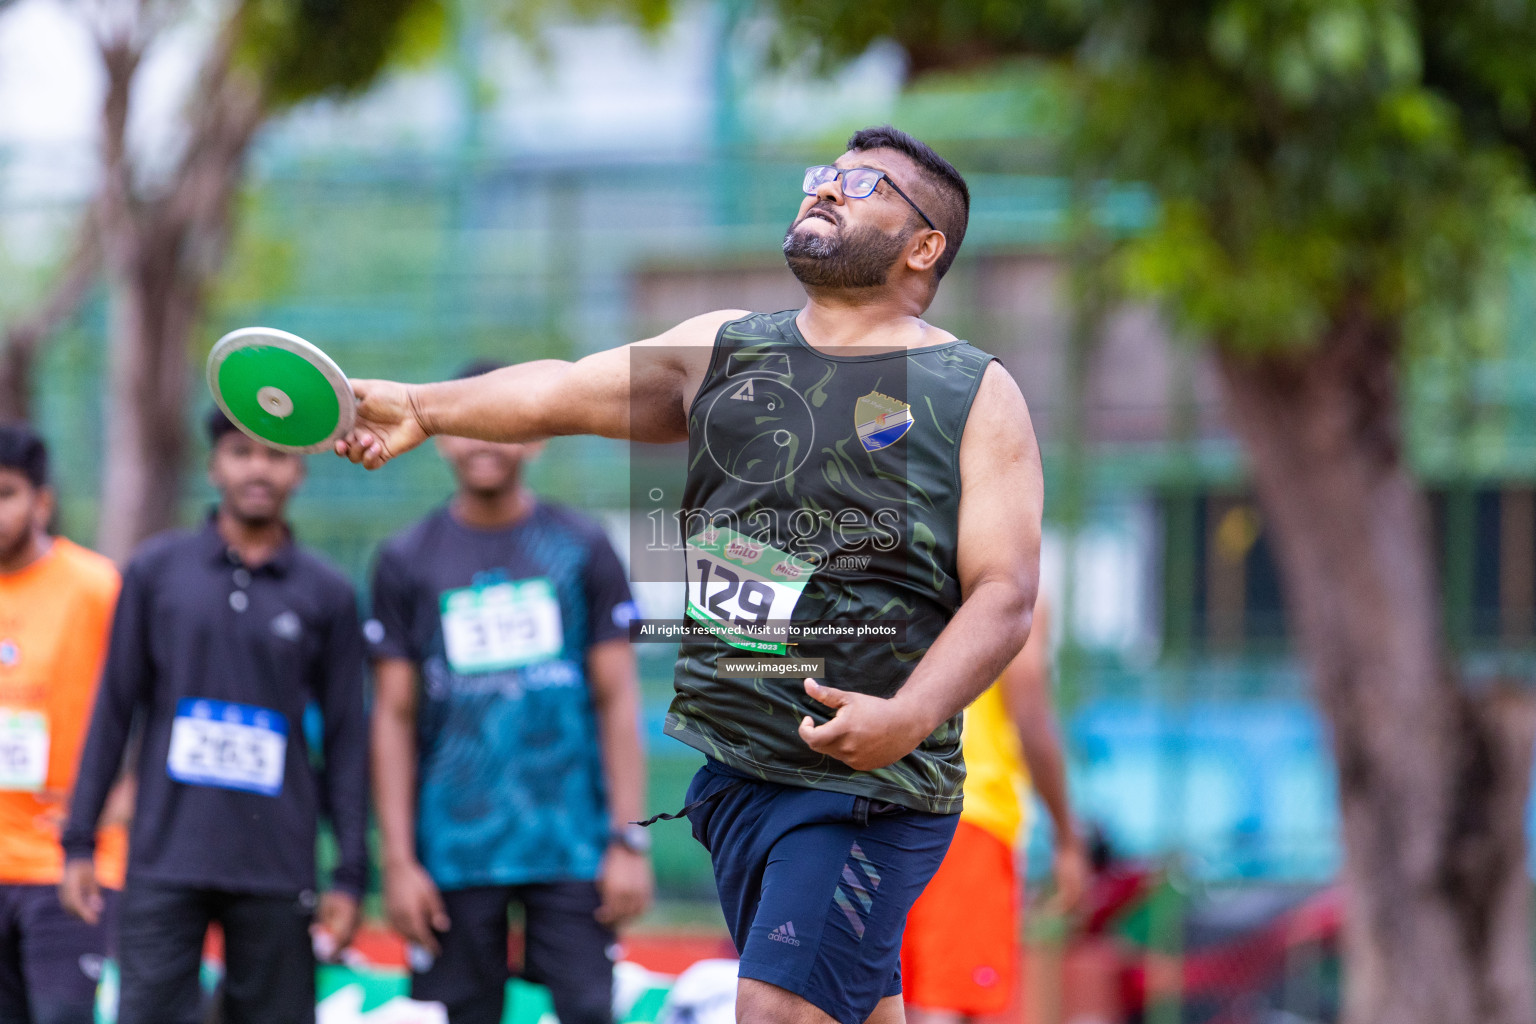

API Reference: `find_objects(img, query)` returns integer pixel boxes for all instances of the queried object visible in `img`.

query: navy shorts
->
[683,759,959,1024]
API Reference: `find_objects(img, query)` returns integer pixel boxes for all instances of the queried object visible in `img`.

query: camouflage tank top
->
[663,309,997,814]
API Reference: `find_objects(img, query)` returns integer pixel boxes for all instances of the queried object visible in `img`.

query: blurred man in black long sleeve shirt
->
[59,409,368,1024]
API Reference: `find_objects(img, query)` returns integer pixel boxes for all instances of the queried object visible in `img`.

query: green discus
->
[206,327,356,453]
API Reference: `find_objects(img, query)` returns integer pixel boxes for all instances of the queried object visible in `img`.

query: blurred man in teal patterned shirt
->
[368,362,651,1024]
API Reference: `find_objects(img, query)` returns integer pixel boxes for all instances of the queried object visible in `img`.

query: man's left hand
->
[595,847,653,927]
[312,891,361,962]
[797,679,930,772]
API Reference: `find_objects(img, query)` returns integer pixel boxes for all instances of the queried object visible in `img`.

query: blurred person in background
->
[369,360,650,1024]
[0,425,124,1024]
[60,409,368,1024]
[901,596,1089,1024]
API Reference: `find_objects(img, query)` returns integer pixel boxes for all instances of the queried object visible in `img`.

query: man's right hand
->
[59,859,103,925]
[384,858,450,955]
[1049,832,1092,915]
[335,380,430,470]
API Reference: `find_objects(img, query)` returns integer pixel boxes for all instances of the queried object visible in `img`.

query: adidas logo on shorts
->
[768,922,801,946]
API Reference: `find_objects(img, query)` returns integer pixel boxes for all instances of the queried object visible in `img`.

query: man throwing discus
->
[336,125,1043,1024]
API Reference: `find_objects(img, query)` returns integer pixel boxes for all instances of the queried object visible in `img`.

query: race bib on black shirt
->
[167,699,287,797]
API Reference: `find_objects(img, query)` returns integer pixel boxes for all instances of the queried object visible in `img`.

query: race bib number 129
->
[685,526,816,655]
[167,699,287,797]
[0,709,48,791]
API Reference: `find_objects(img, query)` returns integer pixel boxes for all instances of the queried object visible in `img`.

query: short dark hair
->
[455,358,508,380]
[0,423,48,488]
[847,126,970,279]
[205,407,243,446]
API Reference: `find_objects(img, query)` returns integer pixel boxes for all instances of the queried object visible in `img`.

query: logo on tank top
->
[0,640,19,667]
[854,391,913,452]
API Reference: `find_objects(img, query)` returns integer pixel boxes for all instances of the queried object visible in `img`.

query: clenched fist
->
[796,679,932,771]
[334,380,430,470]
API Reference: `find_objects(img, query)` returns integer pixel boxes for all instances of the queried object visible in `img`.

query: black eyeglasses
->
[802,165,936,231]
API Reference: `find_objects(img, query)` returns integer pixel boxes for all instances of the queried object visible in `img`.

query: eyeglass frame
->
[801,165,937,232]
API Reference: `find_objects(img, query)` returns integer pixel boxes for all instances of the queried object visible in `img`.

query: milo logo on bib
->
[685,526,816,655]
[724,538,762,562]
[770,559,807,580]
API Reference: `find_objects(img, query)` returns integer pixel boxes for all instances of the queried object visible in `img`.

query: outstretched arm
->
[799,361,1043,769]
[336,311,743,469]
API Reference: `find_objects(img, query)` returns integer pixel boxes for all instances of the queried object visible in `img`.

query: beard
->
[782,214,911,289]
[223,488,283,528]
[0,523,33,566]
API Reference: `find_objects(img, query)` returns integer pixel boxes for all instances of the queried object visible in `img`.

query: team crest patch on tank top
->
[854,391,913,452]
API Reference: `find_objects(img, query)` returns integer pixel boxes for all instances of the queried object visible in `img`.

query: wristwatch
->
[611,823,652,855]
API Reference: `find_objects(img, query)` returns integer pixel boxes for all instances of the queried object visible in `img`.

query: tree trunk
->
[1216,301,1536,1024]
[0,215,101,422]
[93,22,266,561]
[97,229,199,559]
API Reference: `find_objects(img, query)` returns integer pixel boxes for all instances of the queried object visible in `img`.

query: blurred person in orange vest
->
[901,595,1089,1023]
[0,424,128,1024]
